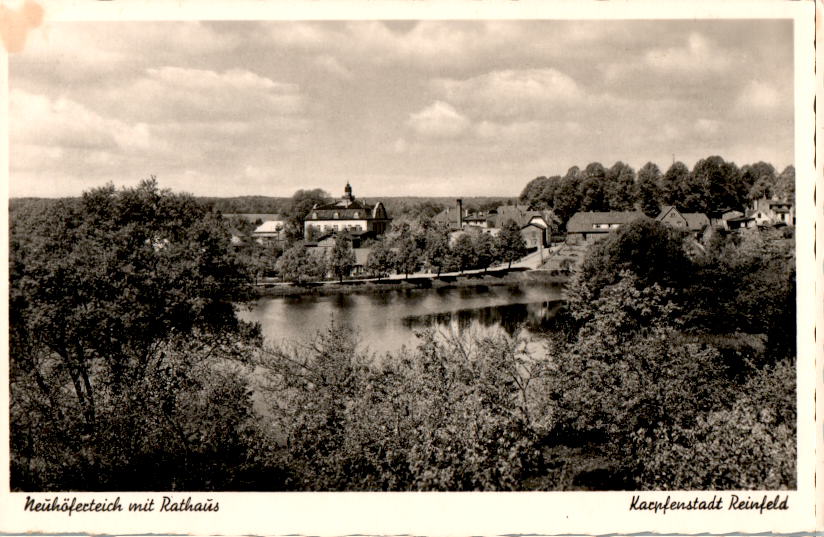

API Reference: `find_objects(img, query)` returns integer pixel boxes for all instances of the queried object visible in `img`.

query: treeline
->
[520,157,794,224]
[262,220,529,285]
[9,180,795,491]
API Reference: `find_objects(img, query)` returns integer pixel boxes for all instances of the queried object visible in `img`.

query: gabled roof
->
[494,205,544,228]
[657,206,709,232]
[566,211,644,233]
[253,220,285,234]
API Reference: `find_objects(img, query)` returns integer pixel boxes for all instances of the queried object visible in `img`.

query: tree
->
[365,239,395,280]
[496,220,528,269]
[285,188,330,241]
[775,165,795,202]
[422,222,452,277]
[392,225,420,279]
[9,179,266,490]
[327,232,356,283]
[579,162,607,212]
[691,156,743,212]
[742,161,777,201]
[605,161,636,210]
[452,233,477,273]
[573,217,691,302]
[660,161,690,207]
[636,162,663,217]
[554,167,583,224]
[473,232,498,273]
[277,243,314,284]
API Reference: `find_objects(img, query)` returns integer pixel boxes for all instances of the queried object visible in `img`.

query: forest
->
[8,156,796,491]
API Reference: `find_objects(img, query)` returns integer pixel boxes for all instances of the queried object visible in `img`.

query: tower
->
[342,182,354,205]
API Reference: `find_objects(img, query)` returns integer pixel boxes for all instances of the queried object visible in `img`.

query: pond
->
[240,282,565,355]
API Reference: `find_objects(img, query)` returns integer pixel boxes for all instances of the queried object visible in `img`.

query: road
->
[259,248,554,287]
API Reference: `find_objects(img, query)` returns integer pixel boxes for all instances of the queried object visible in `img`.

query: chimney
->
[456,199,463,228]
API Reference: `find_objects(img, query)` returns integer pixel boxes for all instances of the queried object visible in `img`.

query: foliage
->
[365,239,395,280]
[327,232,356,282]
[9,179,273,490]
[392,224,421,278]
[633,359,795,490]
[452,234,477,273]
[284,188,330,241]
[496,220,528,269]
[574,218,692,301]
[636,162,662,217]
[257,324,543,491]
[422,222,452,276]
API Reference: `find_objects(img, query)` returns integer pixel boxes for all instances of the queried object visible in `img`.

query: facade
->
[520,223,546,249]
[304,183,391,237]
[566,211,643,244]
[749,198,794,227]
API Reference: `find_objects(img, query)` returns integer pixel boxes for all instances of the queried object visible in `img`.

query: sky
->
[8,19,795,198]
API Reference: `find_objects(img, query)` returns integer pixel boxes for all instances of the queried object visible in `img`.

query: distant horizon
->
[10,20,794,198]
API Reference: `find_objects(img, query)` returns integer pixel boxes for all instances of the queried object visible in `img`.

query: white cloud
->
[313,55,353,79]
[124,67,303,122]
[10,89,156,154]
[736,80,783,111]
[694,118,722,137]
[434,68,583,120]
[407,101,470,139]
[644,32,732,74]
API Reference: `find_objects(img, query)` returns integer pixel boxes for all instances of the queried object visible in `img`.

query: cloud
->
[433,68,583,120]
[694,118,722,137]
[10,89,155,154]
[736,80,783,111]
[644,32,732,74]
[125,67,303,122]
[407,101,470,139]
[313,55,353,79]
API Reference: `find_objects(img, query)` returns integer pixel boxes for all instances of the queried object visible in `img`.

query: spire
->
[342,182,354,205]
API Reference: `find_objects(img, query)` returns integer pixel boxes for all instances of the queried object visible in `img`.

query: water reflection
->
[243,282,565,354]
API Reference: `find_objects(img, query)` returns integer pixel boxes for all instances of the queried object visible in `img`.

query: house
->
[352,247,372,275]
[520,222,547,250]
[749,198,794,227]
[565,211,644,244]
[656,206,710,239]
[304,183,391,238]
[252,219,287,243]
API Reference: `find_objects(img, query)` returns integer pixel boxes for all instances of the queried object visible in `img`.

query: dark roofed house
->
[566,211,643,244]
[656,205,710,239]
[304,183,391,238]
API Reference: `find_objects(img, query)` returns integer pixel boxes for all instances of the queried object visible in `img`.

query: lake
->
[241,282,566,355]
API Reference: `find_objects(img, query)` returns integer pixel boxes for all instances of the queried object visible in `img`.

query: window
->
[312,212,317,219]
[353,212,359,218]
[334,212,339,219]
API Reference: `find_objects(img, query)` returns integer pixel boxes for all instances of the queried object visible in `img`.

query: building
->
[656,206,710,240]
[520,222,546,250]
[252,218,287,243]
[566,211,644,244]
[304,183,391,238]
[749,198,794,227]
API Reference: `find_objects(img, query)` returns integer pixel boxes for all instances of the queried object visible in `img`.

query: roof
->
[253,220,285,234]
[494,205,544,228]
[224,213,284,223]
[682,213,710,231]
[657,206,709,232]
[566,211,644,233]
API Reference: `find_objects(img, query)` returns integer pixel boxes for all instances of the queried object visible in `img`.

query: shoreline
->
[253,268,571,299]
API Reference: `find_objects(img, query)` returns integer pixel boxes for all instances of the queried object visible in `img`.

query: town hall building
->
[304,183,391,238]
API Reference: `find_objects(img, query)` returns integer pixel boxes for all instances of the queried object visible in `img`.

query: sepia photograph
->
[1,1,818,535]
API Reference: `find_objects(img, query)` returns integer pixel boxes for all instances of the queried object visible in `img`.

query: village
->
[221,181,796,285]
